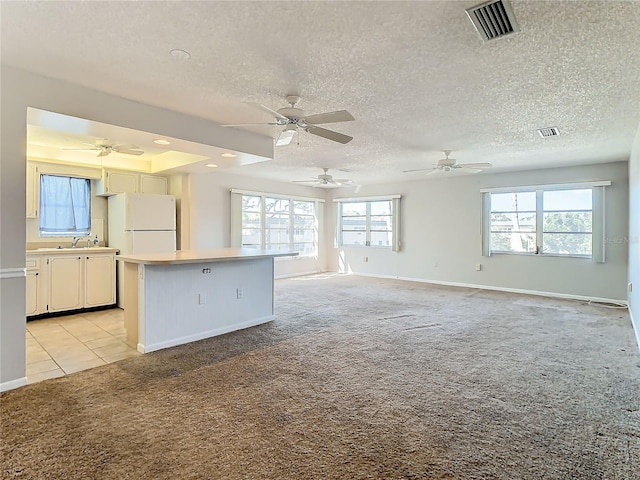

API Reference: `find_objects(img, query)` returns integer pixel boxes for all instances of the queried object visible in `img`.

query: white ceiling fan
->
[403,150,492,175]
[292,168,353,188]
[222,95,355,146]
[65,139,144,157]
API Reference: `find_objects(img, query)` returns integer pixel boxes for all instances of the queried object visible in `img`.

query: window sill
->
[490,251,592,260]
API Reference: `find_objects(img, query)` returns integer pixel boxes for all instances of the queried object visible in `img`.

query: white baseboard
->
[275,270,322,280]
[355,272,629,306]
[0,376,28,392]
[138,315,276,353]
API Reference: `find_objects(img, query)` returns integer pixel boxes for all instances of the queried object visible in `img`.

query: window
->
[543,189,592,256]
[239,194,318,256]
[489,191,537,253]
[338,197,400,249]
[241,195,262,248]
[483,183,606,259]
[39,175,91,237]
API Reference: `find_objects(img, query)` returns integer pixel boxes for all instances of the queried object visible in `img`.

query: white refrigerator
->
[108,193,177,307]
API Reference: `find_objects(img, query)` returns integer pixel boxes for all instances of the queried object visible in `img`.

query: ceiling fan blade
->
[116,149,144,156]
[306,126,353,144]
[276,129,296,146]
[402,168,436,173]
[304,110,355,125]
[459,163,492,168]
[97,149,110,157]
[424,169,441,176]
[246,102,289,121]
[63,147,100,151]
[291,180,317,184]
[220,122,280,127]
[312,182,341,188]
[113,144,144,155]
[113,144,138,150]
[333,179,353,184]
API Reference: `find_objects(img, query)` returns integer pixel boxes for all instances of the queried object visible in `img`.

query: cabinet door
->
[139,175,167,195]
[26,271,39,315]
[49,256,83,312]
[26,163,39,218]
[107,171,138,194]
[85,254,115,307]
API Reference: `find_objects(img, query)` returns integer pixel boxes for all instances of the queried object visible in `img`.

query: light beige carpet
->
[2,274,639,479]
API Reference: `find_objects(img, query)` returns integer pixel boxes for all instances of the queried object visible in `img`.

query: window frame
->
[39,174,92,238]
[239,193,319,257]
[481,181,609,262]
[336,195,401,250]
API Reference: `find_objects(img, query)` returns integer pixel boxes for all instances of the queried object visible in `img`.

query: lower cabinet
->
[85,254,116,307]
[25,255,44,316]
[27,251,116,316]
[49,255,83,312]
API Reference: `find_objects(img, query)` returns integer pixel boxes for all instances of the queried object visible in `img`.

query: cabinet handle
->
[35,273,38,276]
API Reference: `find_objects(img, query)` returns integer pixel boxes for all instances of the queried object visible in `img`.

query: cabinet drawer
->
[26,256,41,271]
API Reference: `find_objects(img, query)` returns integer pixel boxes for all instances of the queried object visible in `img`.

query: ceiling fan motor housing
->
[438,158,457,168]
[277,107,305,122]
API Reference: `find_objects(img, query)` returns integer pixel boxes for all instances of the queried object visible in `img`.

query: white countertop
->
[27,247,119,255]
[117,248,298,265]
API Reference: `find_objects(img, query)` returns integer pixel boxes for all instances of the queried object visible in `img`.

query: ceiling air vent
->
[537,127,560,138]
[466,0,520,42]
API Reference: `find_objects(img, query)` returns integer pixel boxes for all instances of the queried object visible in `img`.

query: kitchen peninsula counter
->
[117,248,296,265]
[119,248,297,353]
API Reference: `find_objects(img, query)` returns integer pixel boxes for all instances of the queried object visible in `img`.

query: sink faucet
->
[71,237,81,248]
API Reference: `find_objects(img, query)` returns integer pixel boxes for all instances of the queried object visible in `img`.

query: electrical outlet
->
[628,282,633,293]
[198,293,206,304]
[475,263,482,271]
[236,288,243,299]
[363,256,368,262]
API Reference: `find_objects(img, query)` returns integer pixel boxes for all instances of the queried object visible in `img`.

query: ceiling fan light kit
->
[222,95,355,146]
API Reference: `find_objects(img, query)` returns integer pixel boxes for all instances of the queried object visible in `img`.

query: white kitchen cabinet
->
[48,255,83,312]
[139,174,167,194]
[36,251,116,315]
[96,169,167,196]
[26,163,39,218]
[25,255,45,316]
[84,253,116,307]
[96,169,138,196]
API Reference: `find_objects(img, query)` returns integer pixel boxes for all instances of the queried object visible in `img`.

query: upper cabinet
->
[139,174,168,195]
[26,163,39,218]
[96,169,167,196]
[100,170,138,195]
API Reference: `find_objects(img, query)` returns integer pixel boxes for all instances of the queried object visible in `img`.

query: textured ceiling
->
[2,1,640,185]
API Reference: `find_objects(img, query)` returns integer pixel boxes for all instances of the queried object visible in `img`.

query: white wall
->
[188,171,328,277]
[331,162,629,302]
[628,123,640,348]
[0,67,272,390]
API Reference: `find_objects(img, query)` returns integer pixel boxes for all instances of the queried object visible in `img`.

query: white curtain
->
[39,175,91,236]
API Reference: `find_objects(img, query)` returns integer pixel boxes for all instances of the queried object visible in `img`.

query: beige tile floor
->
[26,308,141,384]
